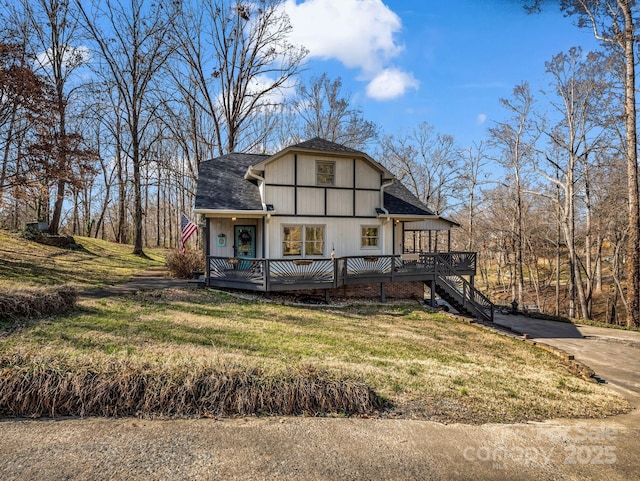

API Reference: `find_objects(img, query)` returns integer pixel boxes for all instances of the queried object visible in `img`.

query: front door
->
[234,225,256,259]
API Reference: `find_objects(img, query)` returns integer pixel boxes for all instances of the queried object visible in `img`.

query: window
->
[283,224,325,256]
[305,225,325,255]
[361,226,379,248]
[316,161,335,186]
[282,225,302,256]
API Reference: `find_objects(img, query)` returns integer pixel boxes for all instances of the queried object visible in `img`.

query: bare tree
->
[526,0,640,327]
[488,83,537,306]
[22,0,90,235]
[533,48,611,320]
[172,0,307,156]
[380,122,460,215]
[458,141,489,251]
[293,73,378,149]
[76,0,177,255]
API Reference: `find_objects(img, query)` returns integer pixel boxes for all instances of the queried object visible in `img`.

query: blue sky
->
[283,0,600,148]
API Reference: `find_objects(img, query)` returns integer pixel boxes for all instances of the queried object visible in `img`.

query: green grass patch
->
[0,231,165,290]
[0,287,629,423]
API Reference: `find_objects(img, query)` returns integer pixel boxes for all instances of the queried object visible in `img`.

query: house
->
[194,138,493,320]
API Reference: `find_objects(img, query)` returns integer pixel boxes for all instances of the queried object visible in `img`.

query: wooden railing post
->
[462,283,467,309]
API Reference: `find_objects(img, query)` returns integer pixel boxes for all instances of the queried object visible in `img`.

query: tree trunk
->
[132,131,144,256]
[622,3,640,327]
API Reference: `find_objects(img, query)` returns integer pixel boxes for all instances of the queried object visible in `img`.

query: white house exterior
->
[194,138,452,260]
[193,138,493,320]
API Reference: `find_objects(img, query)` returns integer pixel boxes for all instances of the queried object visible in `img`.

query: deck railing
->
[433,254,493,322]
[207,252,477,290]
[420,251,476,273]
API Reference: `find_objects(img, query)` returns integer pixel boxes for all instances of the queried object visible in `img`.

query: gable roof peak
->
[290,137,365,155]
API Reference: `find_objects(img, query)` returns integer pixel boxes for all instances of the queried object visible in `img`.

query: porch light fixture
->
[232,217,236,222]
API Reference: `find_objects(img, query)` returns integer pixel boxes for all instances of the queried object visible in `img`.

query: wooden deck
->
[206,252,477,291]
[205,251,493,322]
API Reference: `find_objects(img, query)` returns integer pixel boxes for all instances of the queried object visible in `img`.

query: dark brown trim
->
[261,217,266,258]
[324,186,328,216]
[294,154,298,216]
[205,218,211,256]
[352,158,357,216]
[270,214,378,219]
[392,220,396,256]
[267,182,378,192]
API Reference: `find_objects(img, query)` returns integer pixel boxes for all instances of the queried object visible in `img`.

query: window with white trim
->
[361,226,379,248]
[282,224,325,256]
[316,161,335,186]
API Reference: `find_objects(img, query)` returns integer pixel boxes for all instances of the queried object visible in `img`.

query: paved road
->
[2,281,640,480]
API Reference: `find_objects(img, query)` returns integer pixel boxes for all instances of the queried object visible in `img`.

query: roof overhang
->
[194,209,273,218]
[378,213,440,222]
[403,217,460,229]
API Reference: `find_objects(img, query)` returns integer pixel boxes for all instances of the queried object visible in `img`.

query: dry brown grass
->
[0,355,382,418]
[0,286,77,321]
[0,288,629,423]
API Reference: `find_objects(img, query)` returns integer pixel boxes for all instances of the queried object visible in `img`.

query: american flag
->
[181,213,198,252]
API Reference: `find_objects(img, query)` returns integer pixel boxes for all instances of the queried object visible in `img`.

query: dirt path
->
[2,280,639,480]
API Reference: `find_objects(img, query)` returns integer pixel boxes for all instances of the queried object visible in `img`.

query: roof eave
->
[194,209,271,217]
[378,213,439,221]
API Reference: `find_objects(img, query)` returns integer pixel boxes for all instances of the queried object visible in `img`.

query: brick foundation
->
[284,281,425,301]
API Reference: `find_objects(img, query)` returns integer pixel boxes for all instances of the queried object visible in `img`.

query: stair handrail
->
[434,254,494,322]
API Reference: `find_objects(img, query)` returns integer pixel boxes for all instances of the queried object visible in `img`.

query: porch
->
[205,252,478,292]
[204,251,492,322]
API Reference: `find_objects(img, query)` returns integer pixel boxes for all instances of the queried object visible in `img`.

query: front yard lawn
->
[0,288,628,423]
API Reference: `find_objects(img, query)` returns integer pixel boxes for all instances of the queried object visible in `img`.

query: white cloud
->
[477,113,487,125]
[283,0,402,72]
[282,0,416,100]
[366,68,419,101]
[36,45,91,70]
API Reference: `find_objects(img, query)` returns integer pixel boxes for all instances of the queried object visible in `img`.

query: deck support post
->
[324,289,330,304]
[429,280,436,307]
[380,282,386,302]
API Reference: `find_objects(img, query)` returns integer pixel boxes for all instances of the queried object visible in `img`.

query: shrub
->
[22,226,43,242]
[166,249,205,279]
[0,357,385,418]
[0,286,77,321]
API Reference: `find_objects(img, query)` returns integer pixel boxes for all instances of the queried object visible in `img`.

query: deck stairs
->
[429,254,494,322]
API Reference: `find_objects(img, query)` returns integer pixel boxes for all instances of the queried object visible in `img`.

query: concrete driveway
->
[1,311,640,480]
[493,313,640,401]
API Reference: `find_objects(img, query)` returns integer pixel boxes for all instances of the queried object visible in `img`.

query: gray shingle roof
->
[291,137,366,155]
[195,139,440,220]
[384,180,435,216]
[195,153,268,211]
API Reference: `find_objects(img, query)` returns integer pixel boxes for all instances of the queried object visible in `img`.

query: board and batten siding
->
[266,216,393,258]
[294,154,355,187]
[207,218,261,258]
[296,187,324,215]
[354,190,379,217]
[263,152,383,218]
[264,154,294,184]
[265,186,295,215]
[327,189,353,216]
[355,158,380,189]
